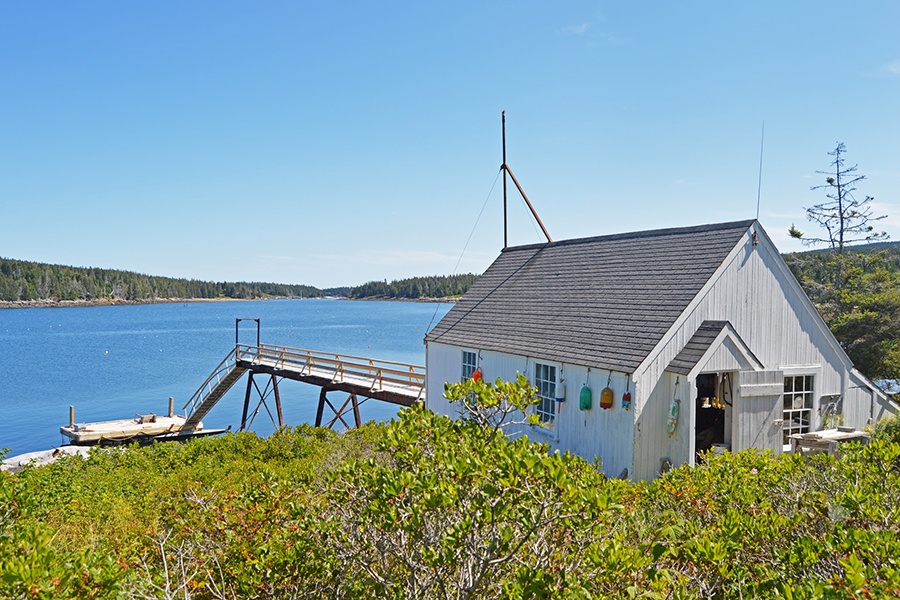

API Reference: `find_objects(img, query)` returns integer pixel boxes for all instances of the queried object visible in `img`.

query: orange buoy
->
[600,386,614,410]
[472,367,483,382]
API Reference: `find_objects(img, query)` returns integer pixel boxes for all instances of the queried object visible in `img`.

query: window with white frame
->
[533,362,557,428]
[462,351,477,382]
[783,375,814,444]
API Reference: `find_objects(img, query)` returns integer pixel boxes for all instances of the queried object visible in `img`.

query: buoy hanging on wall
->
[556,382,566,403]
[472,367,483,382]
[600,387,614,409]
[599,373,614,409]
[622,377,632,410]
[666,399,680,436]
[579,385,592,410]
[666,379,681,437]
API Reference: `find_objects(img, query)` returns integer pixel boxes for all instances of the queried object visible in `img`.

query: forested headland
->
[0,257,479,305]
[347,273,479,300]
[0,257,324,304]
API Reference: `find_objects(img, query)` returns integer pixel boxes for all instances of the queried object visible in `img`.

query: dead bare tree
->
[789,142,888,253]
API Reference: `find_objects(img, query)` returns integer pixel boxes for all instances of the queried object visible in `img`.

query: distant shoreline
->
[346,296,459,303]
[0,297,280,310]
[0,296,457,310]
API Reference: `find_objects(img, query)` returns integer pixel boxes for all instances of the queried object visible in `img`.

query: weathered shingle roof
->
[425,220,755,373]
[667,320,730,376]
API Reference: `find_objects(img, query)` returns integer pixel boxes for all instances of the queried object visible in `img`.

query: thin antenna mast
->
[756,121,765,221]
[502,111,508,249]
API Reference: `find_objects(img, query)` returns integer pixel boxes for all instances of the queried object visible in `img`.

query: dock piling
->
[168,397,174,417]
[69,405,75,428]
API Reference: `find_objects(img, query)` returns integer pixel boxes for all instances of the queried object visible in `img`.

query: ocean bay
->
[0,299,452,457]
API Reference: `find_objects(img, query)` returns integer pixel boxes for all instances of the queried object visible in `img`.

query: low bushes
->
[2,394,899,598]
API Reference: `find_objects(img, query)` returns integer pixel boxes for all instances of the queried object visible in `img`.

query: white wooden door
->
[733,370,784,453]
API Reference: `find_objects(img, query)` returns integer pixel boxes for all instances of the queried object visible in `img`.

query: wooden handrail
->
[235,343,425,390]
[254,343,425,370]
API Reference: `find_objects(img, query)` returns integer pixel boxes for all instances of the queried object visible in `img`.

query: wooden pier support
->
[239,371,285,432]
[315,387,362,430]
[273,376,283,428]
[240,372,254,432]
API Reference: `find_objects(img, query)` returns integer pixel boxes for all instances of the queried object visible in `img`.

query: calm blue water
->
[0,299,452,457]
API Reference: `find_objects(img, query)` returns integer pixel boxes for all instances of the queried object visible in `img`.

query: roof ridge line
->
[502,219,757,253]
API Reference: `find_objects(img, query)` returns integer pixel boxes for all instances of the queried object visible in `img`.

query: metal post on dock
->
[69,405,75,428]
[168,397,174,418]
[235,318,261,349]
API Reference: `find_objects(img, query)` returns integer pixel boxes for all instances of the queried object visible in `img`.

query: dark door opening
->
[695,372,730,459]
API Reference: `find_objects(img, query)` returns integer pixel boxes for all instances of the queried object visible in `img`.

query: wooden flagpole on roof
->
[501,110,552,248]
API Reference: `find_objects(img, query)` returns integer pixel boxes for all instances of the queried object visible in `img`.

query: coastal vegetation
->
[347,273,479,300]
[2,378,899,598]
[0,257,477,304]
[0,258,322,303]
[784,243,900,382]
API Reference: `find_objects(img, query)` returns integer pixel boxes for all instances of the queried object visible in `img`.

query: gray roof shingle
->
[666,320,731,376]
[425,220,755,373]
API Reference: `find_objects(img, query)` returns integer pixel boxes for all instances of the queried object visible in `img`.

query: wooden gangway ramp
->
[182,343,426,431]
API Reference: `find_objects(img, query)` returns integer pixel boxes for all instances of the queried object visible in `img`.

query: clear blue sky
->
[2,2,898,288]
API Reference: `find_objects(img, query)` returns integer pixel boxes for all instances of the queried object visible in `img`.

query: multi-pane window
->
[462,351,477,381]
[534,363,557,428]
[783,375,814,444]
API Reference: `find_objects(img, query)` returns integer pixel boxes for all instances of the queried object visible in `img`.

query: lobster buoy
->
[579,385,592,410]
[600,386,614,410]
[666,398,680,437]
[555,382,566,403]
[472,367,483,382]
[622,390,632,411]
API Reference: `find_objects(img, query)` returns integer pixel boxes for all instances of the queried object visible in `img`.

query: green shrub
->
[2,383,900,598]
[873,414,900,444]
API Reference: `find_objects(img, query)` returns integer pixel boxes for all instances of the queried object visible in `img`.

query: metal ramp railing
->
[182,348,247,430]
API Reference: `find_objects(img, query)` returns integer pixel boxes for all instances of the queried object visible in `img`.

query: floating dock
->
[61,414,190,445]
[60,400,226,446]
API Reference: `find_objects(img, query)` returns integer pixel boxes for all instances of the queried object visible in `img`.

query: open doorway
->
[695,372,734,459]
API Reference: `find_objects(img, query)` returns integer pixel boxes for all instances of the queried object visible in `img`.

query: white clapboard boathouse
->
[424,220,897,481]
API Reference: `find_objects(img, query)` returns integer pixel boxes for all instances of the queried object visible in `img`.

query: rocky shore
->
[0,296,455,309]
[0,297,261,310]
[1,445,92,473]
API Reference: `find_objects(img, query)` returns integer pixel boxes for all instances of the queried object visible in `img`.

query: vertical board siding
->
[634,231,871,478]
[426,343,528,418]
[426,342,635,478]
[633,372,688,482]
[733,370,784,453]
[701,338,751,373]
[552,365,634,478]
